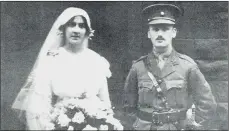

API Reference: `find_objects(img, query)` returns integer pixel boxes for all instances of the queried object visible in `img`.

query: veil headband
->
[11,7,94,119]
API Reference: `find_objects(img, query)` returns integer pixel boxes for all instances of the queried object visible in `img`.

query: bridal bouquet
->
[48,96,123,130]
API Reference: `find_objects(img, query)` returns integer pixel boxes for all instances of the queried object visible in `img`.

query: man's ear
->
[147,30,150,39]
[172,27,177,38]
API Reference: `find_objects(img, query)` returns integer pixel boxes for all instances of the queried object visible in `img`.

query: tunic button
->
[158,79,162,84]
[156,87,162,92]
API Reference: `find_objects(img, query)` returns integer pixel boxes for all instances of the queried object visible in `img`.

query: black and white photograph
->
[1,1,228,130]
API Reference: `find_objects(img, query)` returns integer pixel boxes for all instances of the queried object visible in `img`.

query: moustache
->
[156,37,165,40]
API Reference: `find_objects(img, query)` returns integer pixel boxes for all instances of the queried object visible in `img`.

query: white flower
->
[44,122,55,130]
[68,104,75,109]
[55,102,65,109]
[83,106,107,119]
[50,108,61,120]
[57,114,71,127]
[106,116,123,130]
[82,124,97,130]
[68,125,74,130]
[88,97,110,111]
[63,98,79,108]
[72,111,85,124]
[38,114,55,130]
[99,124,108,130]
[53,105,67,114]
[94,110,108,119]
[81,97,111,119]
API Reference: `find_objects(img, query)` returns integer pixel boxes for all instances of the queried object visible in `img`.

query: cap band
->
[142,3,183,25]
[148,19,175,25]
[148,17,175,22]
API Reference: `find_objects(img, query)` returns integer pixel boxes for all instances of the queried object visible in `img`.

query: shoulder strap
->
[143,57,170,110]
[147,72,159,88]
[132,55,147,64]
[142,57,159,86]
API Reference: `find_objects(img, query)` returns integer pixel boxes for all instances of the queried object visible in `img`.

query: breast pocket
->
[166,80,185,90]
[165,80,187,107]
[138,80,155,105]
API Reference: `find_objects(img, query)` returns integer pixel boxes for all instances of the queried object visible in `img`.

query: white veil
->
[11,7,94,122]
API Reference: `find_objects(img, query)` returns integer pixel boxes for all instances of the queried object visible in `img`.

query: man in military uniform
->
[123,2,217,130]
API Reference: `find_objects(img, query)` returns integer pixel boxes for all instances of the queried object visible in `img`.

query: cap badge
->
[160,11,165,16]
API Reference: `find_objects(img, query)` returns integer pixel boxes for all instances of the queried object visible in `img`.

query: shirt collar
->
[151,47,173,59]
[149,48,179,65]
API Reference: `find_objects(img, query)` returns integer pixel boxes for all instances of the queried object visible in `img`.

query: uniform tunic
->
[124,49,216,130]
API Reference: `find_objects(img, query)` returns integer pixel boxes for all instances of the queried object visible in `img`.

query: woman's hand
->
[26,112,55,130]
[39,114,56,130]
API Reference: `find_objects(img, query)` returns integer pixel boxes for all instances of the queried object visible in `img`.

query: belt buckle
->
[152,112,163,126]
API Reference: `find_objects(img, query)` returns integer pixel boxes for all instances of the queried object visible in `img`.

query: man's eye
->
[162,28,169,31]
[152,28,159,31]
[78,23,86,28]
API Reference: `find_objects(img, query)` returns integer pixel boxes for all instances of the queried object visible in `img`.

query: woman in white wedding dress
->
[12,7,123,130]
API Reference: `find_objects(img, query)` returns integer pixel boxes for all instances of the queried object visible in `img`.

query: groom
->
[123,2,216,130]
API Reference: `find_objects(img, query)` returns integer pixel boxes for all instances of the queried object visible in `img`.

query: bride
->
[12,7,123,130]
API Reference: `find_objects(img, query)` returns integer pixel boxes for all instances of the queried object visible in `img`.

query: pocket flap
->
[139,80,154,90]
[166,80,184,90]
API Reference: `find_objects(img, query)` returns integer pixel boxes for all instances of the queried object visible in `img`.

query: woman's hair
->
[58,15,91,36]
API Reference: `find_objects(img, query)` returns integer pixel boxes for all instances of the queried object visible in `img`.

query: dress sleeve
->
[100,56,112,78]
[98,77,113,109]
[97,56,113,113]
[188,65,217,129]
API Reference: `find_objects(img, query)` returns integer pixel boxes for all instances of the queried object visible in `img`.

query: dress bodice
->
[49,47,110,99]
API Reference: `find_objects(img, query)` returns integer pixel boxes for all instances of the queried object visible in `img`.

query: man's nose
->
[157,30,163,36]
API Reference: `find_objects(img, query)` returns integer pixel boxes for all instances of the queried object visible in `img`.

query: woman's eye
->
[69,22,76,27]
[78,23,86,28]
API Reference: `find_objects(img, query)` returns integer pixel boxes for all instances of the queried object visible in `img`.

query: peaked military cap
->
[142,2,184,25]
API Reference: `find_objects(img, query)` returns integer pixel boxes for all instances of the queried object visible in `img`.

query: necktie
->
[158,56,165,69]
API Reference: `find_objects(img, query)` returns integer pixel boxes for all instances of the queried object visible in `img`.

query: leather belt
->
[137,109,187,125]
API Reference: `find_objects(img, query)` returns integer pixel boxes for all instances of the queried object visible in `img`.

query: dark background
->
[1,2,228,130]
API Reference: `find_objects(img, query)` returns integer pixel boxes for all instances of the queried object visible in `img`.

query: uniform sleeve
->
[188,65,217,129]
[123,65,138,114]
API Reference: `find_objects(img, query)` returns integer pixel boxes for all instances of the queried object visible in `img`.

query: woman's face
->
[64,16,88,46]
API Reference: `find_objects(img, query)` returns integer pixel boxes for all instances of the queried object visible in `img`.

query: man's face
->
[64,16,88,46]
[148,24,177,49]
